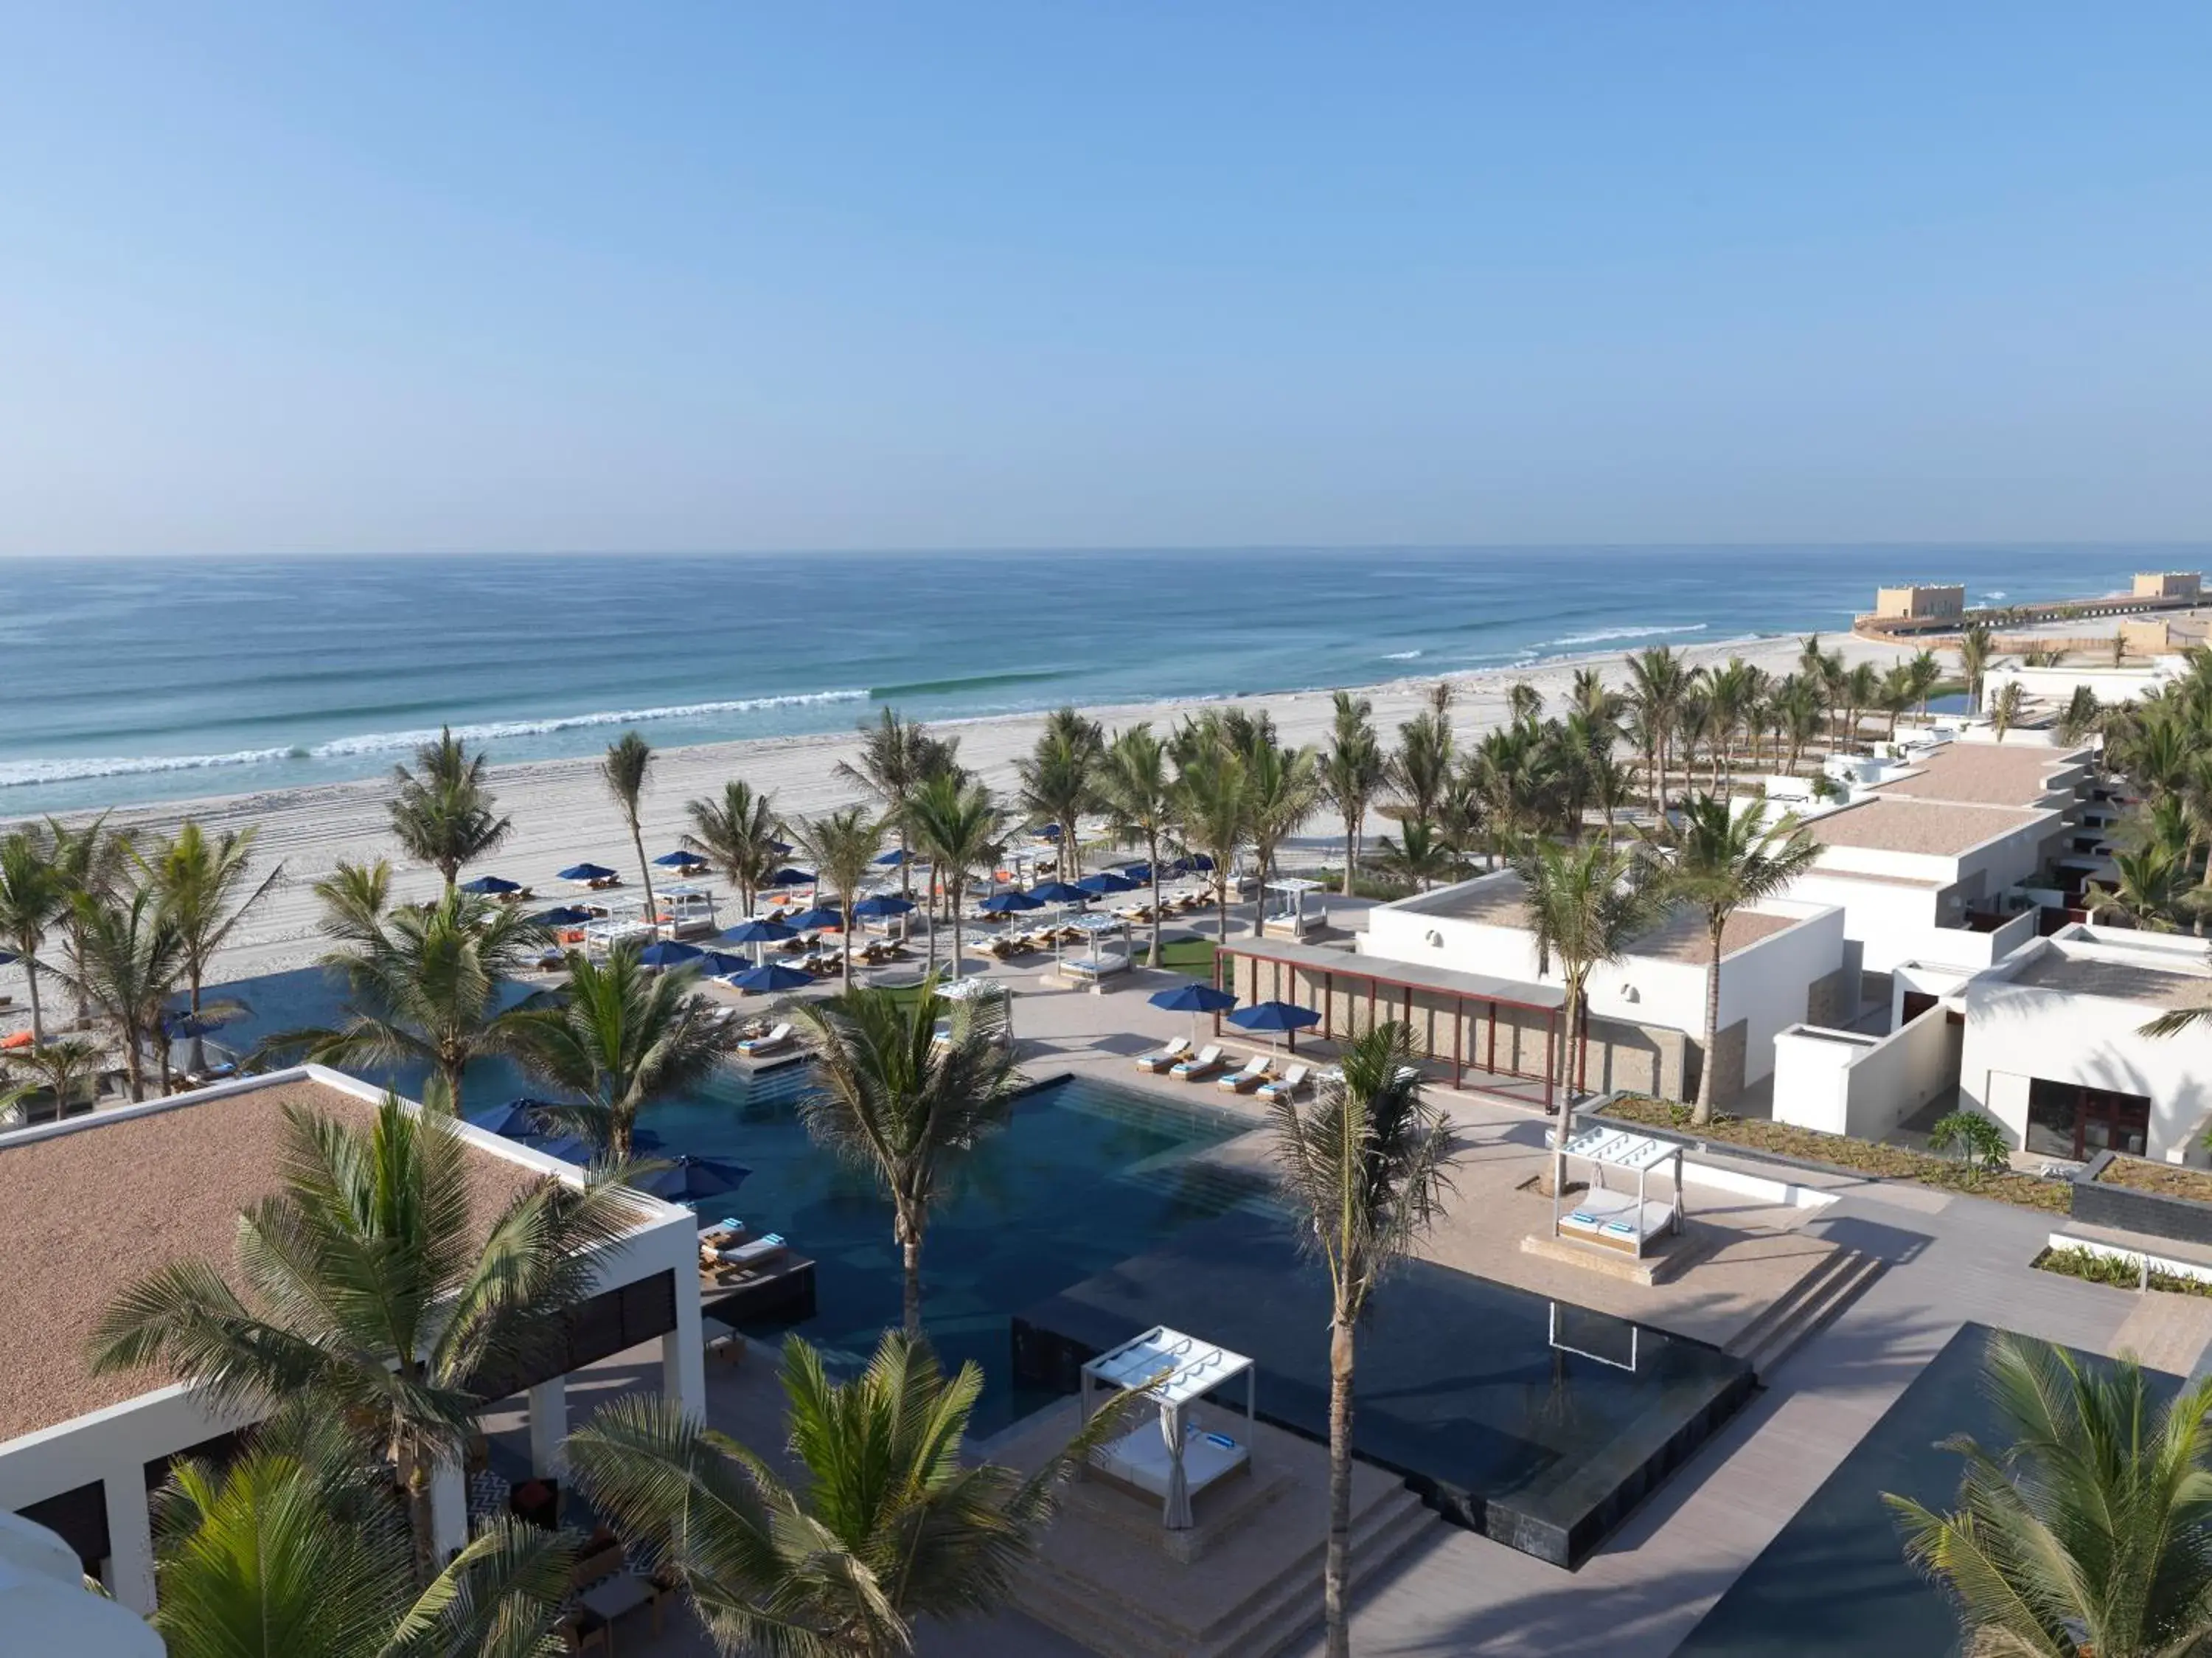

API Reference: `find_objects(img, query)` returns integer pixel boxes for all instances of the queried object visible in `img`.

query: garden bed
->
[2033,1244,2212,1299]
[2096,1156,2212,1204]
[2071,1151,2212,1246]
[1599,1096,2071,1214]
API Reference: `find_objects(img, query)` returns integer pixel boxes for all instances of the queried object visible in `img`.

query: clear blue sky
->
[4,4,2208,555]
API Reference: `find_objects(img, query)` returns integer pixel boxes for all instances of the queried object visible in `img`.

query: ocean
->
[0,545,2176,816]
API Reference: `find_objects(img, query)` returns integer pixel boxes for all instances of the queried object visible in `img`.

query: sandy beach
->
[38,632,1915,989]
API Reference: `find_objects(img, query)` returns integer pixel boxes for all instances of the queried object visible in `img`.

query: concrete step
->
[1015,1479,1433,1658]
[1725,1246,1885,1378]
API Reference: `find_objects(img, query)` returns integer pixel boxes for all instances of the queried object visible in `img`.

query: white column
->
[661,1305,706,1421]
[428,1458,467,1564]
[526,1376,568,1477]
[101,1469,156,1614]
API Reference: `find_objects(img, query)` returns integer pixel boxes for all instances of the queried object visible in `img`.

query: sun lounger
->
[1134,1036,1192,1073]
[1256,1064,1311,1101]
[1170,1044,1228,1081]
[737,1022,793,1057]
[714,1234,788,1273]
[1219,1055,1276,1094]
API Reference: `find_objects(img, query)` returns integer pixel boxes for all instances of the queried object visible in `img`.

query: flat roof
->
[1397,873,1799,963]
[1222,933,1566,1010]
[1870,743,2086,808]
[0,1075,552,1446]
[2005,947,2211,1010]
[1806,797,2045,858]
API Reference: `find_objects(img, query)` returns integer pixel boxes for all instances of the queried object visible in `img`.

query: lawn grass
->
[1136,937,1219,977]
[1604,1095,2073,1214]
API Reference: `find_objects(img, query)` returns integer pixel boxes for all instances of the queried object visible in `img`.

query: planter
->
[2070,1151,2212,1246]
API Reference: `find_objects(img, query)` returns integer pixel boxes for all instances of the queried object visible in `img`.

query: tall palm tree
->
[61,883,186,1100]
[1840,662,1881,752]
[1245,740,1321,938]
[1388,710,1454,828]
[1506,681,1544,726]
[1015,707,1105,881]
[1174,740,1249,938]
[510,946,739,1162]
[602,730,658,929]
[46,811,133,1028]
[1094,722,1179,968]
[1876,662,1918,743]
[144,821,284,1073]
[1957,624,1997,715]
[279,882,546,1117]
[1774,675,1824,775]
[567,1330,1114,1657]
[90,1092,640,1581]
[835,709,958,901]
[905,771,1004,981]
[2084,842,2193,933]
[1886,1333,2212,1658]
[1653,793,1823,1123]
[790,979,1019,1334]
[1319,693,1387,898]
[1989,681,2027,743]
[1907,648,1945,724]
[150,1413,574,1658]
[2059,685,2104,746]
[388,728,512,892]
[1266,1023,1452,1658]
[788,806,885,985]
[1627,645,1697,814]
[1,1035,103,1121]
[683,778,782,917]
[1513,838,1663,1109]
[0,825,66,1043]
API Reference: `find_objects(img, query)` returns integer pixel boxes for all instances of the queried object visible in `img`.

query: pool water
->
[209,968,1265,1435]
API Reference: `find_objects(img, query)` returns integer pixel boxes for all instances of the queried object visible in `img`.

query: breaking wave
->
[0,690,869,788]
[1538,622,1708,648]
[1379,649,1425,661]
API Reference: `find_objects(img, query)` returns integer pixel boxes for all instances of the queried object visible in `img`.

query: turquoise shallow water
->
[0,544,2173,814]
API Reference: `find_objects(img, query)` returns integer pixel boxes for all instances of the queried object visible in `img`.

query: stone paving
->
[549,898,2212,1658]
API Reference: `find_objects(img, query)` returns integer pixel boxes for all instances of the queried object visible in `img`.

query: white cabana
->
[1058,911,1132,985]
[1550,1122,1687,1259]
[1261,875,1326,938]
[1079,1326,1256,1530]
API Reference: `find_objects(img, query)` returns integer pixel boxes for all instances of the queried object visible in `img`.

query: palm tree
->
[1506,681,1544,726]
[1957,624,1996,715]
[1174,740,1249,938]
[90,1091,639,1581]
[602,730,658,930]
[150,1414,574,1658]
[1886,1333,2212,1658]
[1627,646,1696,814]
[1653,793,1823,1123]
[1,1035,103,1121]
[1877,662,1918,743]
[904,770,1004,981]
[1989,681,2027,743]
[1374,818,1455,892]
[2059,685,2104,746]
[835,709,957,901]
[1266,1023,1452,1658]
[62,883,185,1100]
[1015,707,1105,881]
[1094,722,1179,968]
[279,881,546,1117]
[1319,692,1386,898]
[143,822,283,1073]
[510,946,740,1162]
[789,806,886,985]
[1513,838,1662,1109]
[682,779,782,916]
[46,812,133,1028]
[2084,843,2193,933]
[388,727,512,892]
[1388,710,1454,828]
[790,979,1019,1333]
[567,1330,1115,1657]
[1907,649,1945,724]
[1774,676,1824,776]
[1245,740,1321,938]
[0,825,66,1043]
[1840,662,1880,752]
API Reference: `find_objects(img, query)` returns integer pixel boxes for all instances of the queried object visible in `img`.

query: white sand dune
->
[18,634,1912,990]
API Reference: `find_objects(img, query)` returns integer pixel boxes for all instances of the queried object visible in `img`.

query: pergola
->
[1217,937,1569,1109]
[1079,1325,1256,1530]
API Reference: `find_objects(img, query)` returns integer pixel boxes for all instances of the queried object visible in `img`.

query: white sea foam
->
[1379,649,1425,661]
[1538,622,1708,649]
[0,690,869,789]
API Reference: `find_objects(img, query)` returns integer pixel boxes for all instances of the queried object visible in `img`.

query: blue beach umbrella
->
[630,1155,751,1204]
[558,862,619,882]
[695,949,750,976]
[0,949,16,965]
[852,894,915,918]
[532,905,592,927]
[1077,871,1138,896]
[1228,999,1321,1052]
[654,850,706,869]
[782,905,843,932]
[467,1097,560,1138]
[873,847,916,867]
[1148,980,1239,1045]
[162,1011,226,1041]
[766,839,793,856]
[717,918,796,945]
[1123,864,1154,884]
[1034,823,1064,841]
[726,960,814,993]
[764,868,817,889]
[978,889,1044,915]
[459,875,522,896]
[1029,880,1088,905]
[636,939,705,968]
[528,1135,598,1165]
